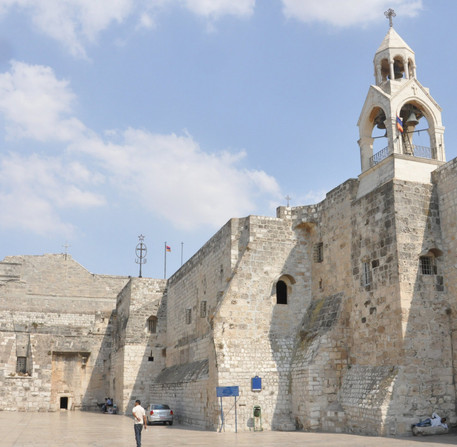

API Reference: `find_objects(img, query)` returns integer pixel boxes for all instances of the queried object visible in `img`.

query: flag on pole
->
[396,115,403,133]
[166,245,171,252]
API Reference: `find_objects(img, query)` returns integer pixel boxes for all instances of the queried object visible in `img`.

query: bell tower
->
[357,9,445,198]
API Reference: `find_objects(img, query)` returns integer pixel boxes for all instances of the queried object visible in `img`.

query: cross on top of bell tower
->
[384,8,396,28]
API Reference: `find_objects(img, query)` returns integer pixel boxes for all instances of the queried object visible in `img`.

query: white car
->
[147,403,174,425]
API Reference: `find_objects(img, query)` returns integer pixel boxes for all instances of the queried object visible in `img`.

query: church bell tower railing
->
[370,146,389,166]
[369,145,434,168]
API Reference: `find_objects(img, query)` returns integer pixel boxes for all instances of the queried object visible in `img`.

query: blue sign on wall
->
[251,376,262,391]
[216,386,239,397]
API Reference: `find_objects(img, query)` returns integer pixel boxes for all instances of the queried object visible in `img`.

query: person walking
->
[132,400,147,447]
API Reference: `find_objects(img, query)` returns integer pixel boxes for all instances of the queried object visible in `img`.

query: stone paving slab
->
[0,412,456,447]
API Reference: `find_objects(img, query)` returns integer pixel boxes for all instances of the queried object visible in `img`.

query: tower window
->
[276,280,288,305]
[361,262,372,287]
[147,316,157,334]
[314,242,324,263]
[16,356,27,374]
[200,301,207,318]
[420,256,436,275]
[185,308,192,324]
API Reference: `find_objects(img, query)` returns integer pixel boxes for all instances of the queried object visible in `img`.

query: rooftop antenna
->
[135,234,147,278]
[384,8,396,28]
[285,195,292,207]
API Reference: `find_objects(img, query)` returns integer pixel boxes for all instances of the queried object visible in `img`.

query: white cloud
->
[0,152,105,235]
[282,0,422,27]
[0,61,87,141]
[75,129,281,229]
[181,0,255,19]
[0,61,282,234]
[0,0,255,58]
[0,0,134,58]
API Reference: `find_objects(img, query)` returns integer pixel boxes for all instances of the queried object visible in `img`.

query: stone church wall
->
[389,180,454,434]
[212,214,311,431]
[289,179,356,432]
[112,277,167,414]
[433,160,457,412]
[0,254,129,412]
[153,219,242,428]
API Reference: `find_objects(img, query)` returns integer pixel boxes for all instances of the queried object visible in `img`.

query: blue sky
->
[0,0,455,278]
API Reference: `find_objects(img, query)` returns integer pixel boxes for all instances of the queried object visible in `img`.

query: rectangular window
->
[147,317,157,334]
[185,308,192,325]
[16,356,27,374]
[361,261,372,287]
[420,256,436,275]
[200,301,207,318]
[314,242,324,263]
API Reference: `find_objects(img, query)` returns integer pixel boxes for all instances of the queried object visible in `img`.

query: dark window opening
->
[60,397,68,409]
[16,356,26,374]
[314,242,324,263]
[148,356,154,362]
[185,308,192,324]
[420,256,436,275]
[276,280,288,305]
[200,301,207,318]
[362,262,372,287]
[147,316,157,334]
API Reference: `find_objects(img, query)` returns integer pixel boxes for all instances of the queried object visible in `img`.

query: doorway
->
[60,396,68,409]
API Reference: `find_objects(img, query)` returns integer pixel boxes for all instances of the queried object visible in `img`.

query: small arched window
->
[276,280,288,305]
[147,316,157,334]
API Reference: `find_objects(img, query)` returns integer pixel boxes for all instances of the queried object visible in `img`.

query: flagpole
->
[164,241,167,279]
[181,242,184,266]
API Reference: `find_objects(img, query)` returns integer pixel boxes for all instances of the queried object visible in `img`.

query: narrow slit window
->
[147,316,157,334]
[200,301,207,318]
[276,280,288,305]
[185,308,192,324]
[361,261,372,287]
[314,242,324,263]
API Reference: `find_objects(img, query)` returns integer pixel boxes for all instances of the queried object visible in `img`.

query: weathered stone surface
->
[412,425,449,436]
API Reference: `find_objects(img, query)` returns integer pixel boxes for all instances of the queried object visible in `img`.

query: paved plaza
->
[1,411,456,447]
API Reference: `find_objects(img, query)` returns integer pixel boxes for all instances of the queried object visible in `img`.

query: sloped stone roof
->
[376,27,413,54]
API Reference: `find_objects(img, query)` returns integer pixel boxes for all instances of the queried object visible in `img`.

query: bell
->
[374,111,386,129]
[405,112,419,126]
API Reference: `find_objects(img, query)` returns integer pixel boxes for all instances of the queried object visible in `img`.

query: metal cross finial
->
[135,235,147,278]
[285,195,291,207]
[384,8,396,28]
[62,241,71,260]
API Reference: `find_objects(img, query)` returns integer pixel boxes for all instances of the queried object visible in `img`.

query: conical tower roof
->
[375,27,413,54]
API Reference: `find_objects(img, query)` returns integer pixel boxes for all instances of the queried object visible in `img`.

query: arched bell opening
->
[358,106,389,171]
[407,58,415,79]
[370,107,389,159]
[391,56,405,79]
[398,102,433,158]
[380,58,390,82]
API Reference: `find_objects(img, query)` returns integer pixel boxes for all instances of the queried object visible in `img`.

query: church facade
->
[1,24,456,436]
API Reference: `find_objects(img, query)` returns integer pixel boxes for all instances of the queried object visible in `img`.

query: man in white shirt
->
[132,400,147,447]
[413,412,448,429]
